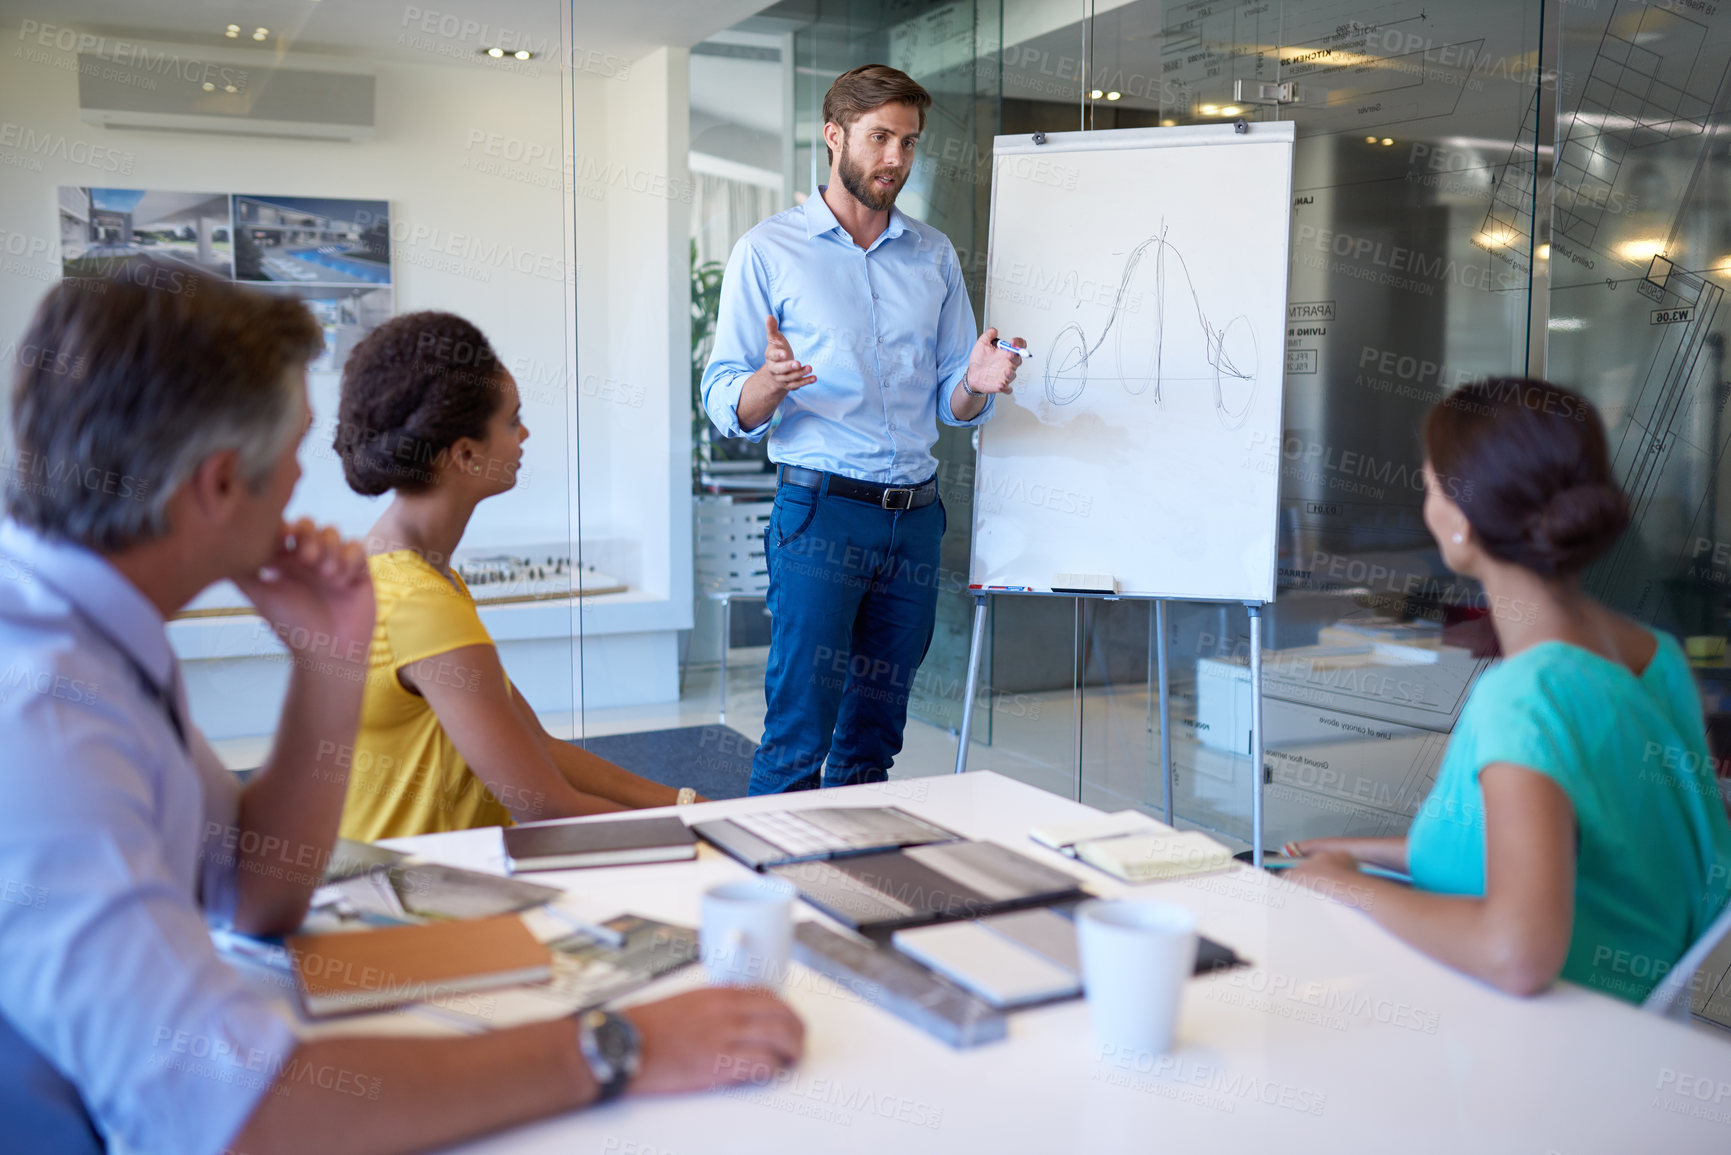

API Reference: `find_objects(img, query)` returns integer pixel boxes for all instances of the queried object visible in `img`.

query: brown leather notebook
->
[287,914,552,1017]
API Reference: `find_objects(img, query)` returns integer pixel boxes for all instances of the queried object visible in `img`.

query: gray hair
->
[6,262,322,551]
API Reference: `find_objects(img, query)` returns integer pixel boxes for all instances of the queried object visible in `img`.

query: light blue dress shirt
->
[701,187,992,485]
[0,520,297,1155]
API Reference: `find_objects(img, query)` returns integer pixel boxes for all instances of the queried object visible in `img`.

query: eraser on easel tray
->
[1051,573,1119,594]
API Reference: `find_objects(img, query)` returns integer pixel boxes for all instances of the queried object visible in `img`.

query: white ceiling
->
[0,0,781,62]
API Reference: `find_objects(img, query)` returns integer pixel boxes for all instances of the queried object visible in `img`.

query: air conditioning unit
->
[77,50,375,141]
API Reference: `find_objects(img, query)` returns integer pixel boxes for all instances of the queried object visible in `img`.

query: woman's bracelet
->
[675,787,697,806]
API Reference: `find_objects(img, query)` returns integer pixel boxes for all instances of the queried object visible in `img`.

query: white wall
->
[0,31,693,741]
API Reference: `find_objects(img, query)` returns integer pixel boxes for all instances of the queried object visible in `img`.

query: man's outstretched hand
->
[762,316,816,395]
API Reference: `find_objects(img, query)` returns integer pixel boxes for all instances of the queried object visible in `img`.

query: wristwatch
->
[576,1009,641,1103]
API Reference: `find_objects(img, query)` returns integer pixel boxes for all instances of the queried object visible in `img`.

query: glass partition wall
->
[15,0,1729,843]
[1034,0,1551,844]
[731,0,1731,852]
[0,0,710,768]
[962,0,1731,848]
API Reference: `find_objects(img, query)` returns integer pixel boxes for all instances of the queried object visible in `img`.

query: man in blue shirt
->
[702,64,1022,794]
[0,264,801,1154]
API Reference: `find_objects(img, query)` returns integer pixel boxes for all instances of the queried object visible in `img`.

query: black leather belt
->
[779,464,938,511]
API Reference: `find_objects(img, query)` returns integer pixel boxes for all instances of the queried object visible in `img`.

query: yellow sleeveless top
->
[337,551,513,841]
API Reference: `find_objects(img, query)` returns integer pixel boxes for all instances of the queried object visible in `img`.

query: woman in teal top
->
[1286,378,1731,1003]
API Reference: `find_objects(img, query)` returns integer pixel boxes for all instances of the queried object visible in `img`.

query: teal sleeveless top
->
[1408,630,1731,1002]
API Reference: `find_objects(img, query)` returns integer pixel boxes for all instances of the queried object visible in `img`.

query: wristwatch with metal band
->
[577,1009,640,1103]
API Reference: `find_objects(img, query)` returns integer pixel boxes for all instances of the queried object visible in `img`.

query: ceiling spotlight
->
[1199,104,1219,115]
[1365,135,1377,144]
[1220,105,1240,115]
[487,47,505,57]
[1537,243,1552,261]
[202,81,215,91]
[1106,91,1122,101]
[1381,137,1394,146]
[225,24,240,37]
[1160,118,1176,127]
[1616,237,1667,261]
[1089,89,1104,99]
[224,84,238,93]
[514,50,532,60]
[252,27,268,41]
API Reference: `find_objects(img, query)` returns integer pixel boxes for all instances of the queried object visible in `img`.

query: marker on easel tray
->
[985,585,1034,592]
[994,340,1033,359]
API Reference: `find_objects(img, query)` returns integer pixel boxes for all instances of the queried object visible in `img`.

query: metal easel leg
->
[954,593,990,775]
[1248,602,1265,867]
[1146,605,1156,736]
[717,593,730,728]
[1073,597,1084,804]
[1157,599,1173,826]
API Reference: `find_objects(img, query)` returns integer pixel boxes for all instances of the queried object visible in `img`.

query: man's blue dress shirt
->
[0,520,296,1155]
[700,187,992,485]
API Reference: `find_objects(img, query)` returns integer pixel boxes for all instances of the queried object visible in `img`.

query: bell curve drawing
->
[969,123,1295,604]
[1041,220,1259,429]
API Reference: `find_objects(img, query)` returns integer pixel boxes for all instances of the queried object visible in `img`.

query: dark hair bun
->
[1425,378,1628,578]
[335,311,503,496]
[1526,484,1629,575]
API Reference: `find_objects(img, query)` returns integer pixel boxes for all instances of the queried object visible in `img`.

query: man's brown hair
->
[822,64,931,164]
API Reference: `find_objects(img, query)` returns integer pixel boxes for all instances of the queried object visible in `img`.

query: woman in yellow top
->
[332,311,690,840]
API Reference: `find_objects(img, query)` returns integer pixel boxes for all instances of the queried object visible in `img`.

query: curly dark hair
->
[334,311,505,496]
[1425,378,1629,578]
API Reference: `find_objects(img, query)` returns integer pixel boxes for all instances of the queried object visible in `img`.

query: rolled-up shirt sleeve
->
[935,241,993,427]
[0,721,298,1155]
[192,731,245,928]
[701,238,778,441]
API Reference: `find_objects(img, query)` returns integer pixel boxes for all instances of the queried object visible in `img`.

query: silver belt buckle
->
[881,486,914,510]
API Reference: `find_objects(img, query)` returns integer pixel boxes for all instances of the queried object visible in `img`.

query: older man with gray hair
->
[0,263,802,1155]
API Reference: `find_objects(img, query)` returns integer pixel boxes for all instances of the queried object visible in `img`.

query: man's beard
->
[837,139,907,212]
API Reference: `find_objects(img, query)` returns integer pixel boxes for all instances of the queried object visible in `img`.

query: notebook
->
[1030,811,1235,883]
[1075,831,1236,882]
[692,806,961,870]
[286,914,552,1017]
[770,840,1087,934]
[504,816,698,872]
[1029,810,1165,853]
[416,914,702,1031]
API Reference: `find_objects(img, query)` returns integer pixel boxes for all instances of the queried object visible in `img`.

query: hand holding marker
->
[995,339,1032,359]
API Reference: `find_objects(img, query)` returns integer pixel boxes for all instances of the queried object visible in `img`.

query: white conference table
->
[351,771,1729,1154]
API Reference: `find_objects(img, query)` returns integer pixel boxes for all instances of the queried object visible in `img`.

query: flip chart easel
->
[952,121,1294,865]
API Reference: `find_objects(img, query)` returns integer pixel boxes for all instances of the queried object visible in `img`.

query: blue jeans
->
[748,480,945,794]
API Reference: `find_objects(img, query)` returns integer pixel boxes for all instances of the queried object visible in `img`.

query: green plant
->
[690,238,727,485]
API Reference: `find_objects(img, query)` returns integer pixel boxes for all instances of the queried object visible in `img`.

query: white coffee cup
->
[1076,898,1198,1061]
[701,876,796,989]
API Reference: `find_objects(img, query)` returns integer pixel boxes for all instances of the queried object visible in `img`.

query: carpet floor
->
[573,724,758,800]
